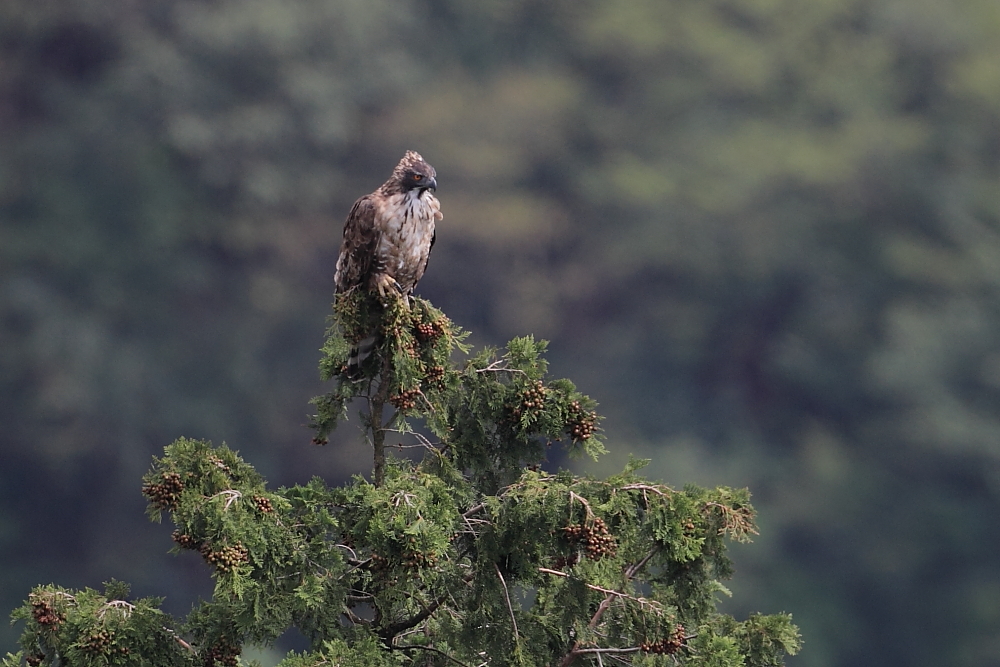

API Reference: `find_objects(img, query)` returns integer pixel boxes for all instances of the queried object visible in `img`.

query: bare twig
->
[463,503,486,518]
[384,429,442,452]
[335,543,358,560]
[568,491,595,514]
[494,563,520,642]
[620,483,671,497]
[410,430,442,450]
[458,503,490,537]
[98,600,135,620]
[208,489,242,510]
[624,548,658,579]
[416,387,436,414]
[163,628,194,653]
[474,359,526,375]
[573,647,642,655]
[391,492,418,508]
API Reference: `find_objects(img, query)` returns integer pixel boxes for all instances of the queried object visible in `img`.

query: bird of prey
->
[334,150,442,375]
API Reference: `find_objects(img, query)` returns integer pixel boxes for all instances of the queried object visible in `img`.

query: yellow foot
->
[374,274,409,306]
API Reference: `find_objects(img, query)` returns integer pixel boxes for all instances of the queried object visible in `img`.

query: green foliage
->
[275,637,402,667]
[312,292,605,491]
[443,335,607,491]
[310,294,469,444]
[8,582,191,667]
[143,440,350,647]
[8,296,798,667]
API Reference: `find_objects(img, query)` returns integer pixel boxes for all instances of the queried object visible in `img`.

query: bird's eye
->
[412,174,423,181]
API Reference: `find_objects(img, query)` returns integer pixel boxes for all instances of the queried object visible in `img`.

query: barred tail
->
[346,335,378,379]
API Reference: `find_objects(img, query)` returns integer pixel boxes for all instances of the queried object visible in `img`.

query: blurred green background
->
[4,0,1000,665]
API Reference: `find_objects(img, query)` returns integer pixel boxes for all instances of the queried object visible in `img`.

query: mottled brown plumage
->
[335,150,442,298]
[335,151,442,375]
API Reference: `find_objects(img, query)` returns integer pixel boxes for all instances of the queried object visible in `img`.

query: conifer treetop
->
[4,293,800,667]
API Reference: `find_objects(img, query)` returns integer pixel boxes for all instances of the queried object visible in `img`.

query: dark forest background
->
[3,1,1000,665]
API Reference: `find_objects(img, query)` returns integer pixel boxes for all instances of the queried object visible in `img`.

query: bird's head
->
[392,150,438,194]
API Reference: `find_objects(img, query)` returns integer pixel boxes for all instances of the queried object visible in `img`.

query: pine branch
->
[551,548,663,667]
[378,596,441,640]
[378,573,476,640]
[538,568,664,615]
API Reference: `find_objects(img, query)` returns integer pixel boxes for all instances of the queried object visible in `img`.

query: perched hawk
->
[334,150,443,374]
[335,150,442,297]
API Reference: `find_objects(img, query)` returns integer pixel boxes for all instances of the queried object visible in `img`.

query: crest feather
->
[392,150,429,178]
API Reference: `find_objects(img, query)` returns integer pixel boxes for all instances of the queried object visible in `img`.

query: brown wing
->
[334,195,380,293]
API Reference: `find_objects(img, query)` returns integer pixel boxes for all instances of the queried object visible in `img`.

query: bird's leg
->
[390,279,411,309]
[373,274,408,307]
[373,273,395,299]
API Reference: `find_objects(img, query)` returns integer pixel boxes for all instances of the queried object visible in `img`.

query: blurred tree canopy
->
[3,0,1000,666]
